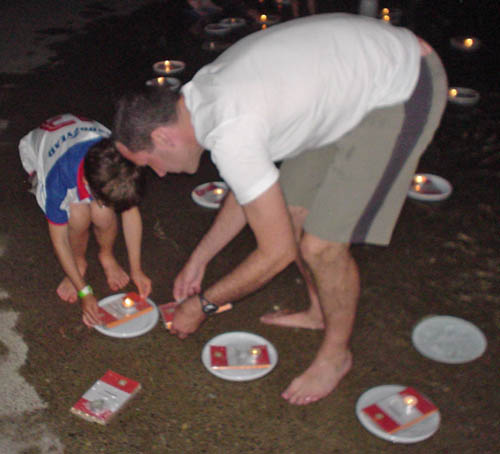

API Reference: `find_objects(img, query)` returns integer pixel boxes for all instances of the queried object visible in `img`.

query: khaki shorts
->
[279,51,448,245]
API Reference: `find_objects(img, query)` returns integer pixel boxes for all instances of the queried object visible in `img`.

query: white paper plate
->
[202,40,231,52]
[145,76,181,91]
[204,23,232,35]
[201,331,278,381]
[407,173,453,202]
[191,181,228,209]
[152,60,185,76]
[94,293,159,338]
[412,315,487,364]
[219,17,246,28]
[447,87,480,106]
[356,385,441,443]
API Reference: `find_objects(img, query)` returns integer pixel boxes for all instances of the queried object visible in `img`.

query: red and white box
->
[210,344,271,369]
[362,387,438,434]
[70,370,141,425]
[98,292,153,329]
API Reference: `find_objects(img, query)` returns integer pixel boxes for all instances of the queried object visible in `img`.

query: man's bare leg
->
[282,234,359,405]
[90,203,130,291]
[57,204,90,303]
[261,206,325,329]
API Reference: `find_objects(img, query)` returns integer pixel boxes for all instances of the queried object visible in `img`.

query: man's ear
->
[151,125,174,147]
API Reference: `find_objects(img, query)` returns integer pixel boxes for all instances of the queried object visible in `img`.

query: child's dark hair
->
[84,138,145,213]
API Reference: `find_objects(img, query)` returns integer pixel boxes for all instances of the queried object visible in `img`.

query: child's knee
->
[68,203,91,231]
[90,203,117,230]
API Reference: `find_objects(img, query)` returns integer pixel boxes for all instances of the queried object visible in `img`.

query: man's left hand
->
[169,295,206,339]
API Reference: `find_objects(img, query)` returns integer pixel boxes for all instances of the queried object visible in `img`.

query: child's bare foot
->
[57,277,79,303]
[56,261,87,303]
[99,253,129,291]
[282,350,352,405]
[260,309,324,330]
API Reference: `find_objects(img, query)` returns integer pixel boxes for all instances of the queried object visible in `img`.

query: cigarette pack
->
[70,370,141,425]
[158,301,233,330]
[98,292,153,329]
[362,387,438,434]
[210,344,271,369]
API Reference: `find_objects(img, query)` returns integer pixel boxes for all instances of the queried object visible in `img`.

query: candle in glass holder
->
[447,87,480,106]
[145,76,181,91]
[121,296,136,314]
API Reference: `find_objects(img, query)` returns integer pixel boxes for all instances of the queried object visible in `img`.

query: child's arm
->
[48,223,102,326]
[121,206,152,297]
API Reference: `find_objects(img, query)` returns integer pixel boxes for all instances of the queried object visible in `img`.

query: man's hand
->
[81,294,102,327]
[131,269,152,298]
[169,295,206,339]
[173,260,206,302]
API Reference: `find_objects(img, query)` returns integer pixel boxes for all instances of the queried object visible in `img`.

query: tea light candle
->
[381,7,390,15]
[447,87,480,106]
[202,40,231,52]
[145,76,181,91]
[122,296,135,313]
[220,17,246,28]
[411,174,427,193]
[382,14,390,22]
[450,36,481,52]
[250,347,261,356]
[258,14,279,26]
[403,395,418,414]
[153,59,186,76]
[213,187,225,196]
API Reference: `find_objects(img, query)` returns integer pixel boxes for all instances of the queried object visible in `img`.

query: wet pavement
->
[0,1,499,453]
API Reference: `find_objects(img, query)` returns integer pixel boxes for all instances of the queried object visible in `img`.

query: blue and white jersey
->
[19,114,111,224]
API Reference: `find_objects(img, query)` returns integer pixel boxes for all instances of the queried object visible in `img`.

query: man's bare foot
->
[99,253,129,291]
[282,350,352,405]
[260,310,324,330]
[56,261,87,303]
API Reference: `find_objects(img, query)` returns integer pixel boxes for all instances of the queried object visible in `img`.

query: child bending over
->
[19,114,151,327]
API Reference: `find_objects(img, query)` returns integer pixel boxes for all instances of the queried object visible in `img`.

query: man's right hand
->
[173,259,206,302]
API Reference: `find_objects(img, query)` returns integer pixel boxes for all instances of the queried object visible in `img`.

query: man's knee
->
[299,233,350,267]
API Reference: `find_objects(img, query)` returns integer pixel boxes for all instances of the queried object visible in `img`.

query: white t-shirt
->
[182,13,421,205]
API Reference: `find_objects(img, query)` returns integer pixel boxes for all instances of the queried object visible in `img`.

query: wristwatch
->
[198,294,219,315]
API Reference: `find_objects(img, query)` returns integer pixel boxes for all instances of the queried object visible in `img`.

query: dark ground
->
[0,0,499,453]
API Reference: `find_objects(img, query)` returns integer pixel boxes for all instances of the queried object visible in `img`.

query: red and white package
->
[70,370,141,425]
[210,344,271,369]
[98,292,153,329]
[362,387,438,434]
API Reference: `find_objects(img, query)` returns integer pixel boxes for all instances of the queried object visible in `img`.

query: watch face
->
[202,302,219,314]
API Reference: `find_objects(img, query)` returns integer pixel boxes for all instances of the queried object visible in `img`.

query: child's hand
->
[131,269,152,298]
[81,295,102,327]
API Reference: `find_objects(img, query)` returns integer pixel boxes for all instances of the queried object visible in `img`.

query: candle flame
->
[403,395,418,406]
[382,14,390,22]
[213,188,224,195]
[464,38,474,48]
[250,347,260,356]
[449,88,458,97]
[260,14,267,22]
[414,175,427,184]
[381,8,390,15]
[122,297,135,308]
[164,60,172,70]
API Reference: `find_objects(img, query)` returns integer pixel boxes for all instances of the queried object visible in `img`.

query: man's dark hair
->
[84,138,146,213]
[114,86,180,151]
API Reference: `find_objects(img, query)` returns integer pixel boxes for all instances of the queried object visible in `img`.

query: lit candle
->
[463,38,474,48]
[447,87,480,106]
[382,14,390,22]
[403,395,418,414]
[250,347,261,356]
[164,60,172,72]
[448,88,458,98]
[381,7,390,15]
[153,60,185,76]
[213,187,224,196]
[260,14,267,23]
[122,296,135,312]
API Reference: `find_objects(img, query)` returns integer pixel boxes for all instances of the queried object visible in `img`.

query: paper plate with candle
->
[204,23,232,36]
[219,17,246,28]
[447,87,480,106]
[412,315,487,364]
[201,331,279,381]
[145,76,181,91]
[191,181,228,209]
[95,292,159,338]
[407,173,452,202]
[153,60,186,76]
[356,384,440,443]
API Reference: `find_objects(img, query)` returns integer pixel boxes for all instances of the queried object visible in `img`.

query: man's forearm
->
[190,190,247,266]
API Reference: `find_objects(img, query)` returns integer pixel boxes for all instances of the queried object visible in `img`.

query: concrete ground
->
[0,1,498,453]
